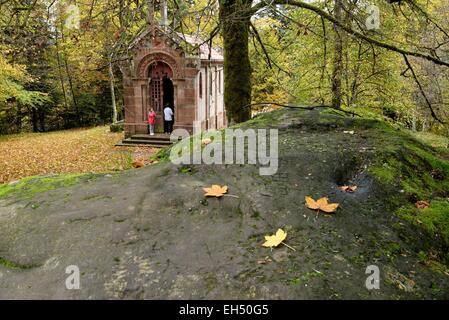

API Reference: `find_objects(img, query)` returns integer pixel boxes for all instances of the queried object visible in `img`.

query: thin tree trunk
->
[39,109,45,132]
[16,104,22,132]
[54,28,69,111]
[318,17,327,104]
[348,42,363,108]
[331,0,343,109]
[60,22,81,126]
[32,108,38,132]
[109,57,118,123]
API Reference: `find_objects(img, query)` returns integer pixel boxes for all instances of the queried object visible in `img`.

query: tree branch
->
[258,0,449,68]
[241,102,361,117]
[402,55,445,124]
[250,22,273,69]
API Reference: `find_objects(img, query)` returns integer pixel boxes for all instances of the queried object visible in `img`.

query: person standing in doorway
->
[148,108,157,136]
[163,103,174,134]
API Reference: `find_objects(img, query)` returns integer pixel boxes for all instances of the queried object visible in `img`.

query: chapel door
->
[149,75,162,113]
[148,61,173,115]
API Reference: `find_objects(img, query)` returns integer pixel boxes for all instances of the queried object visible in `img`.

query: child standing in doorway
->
[148,108,157,135]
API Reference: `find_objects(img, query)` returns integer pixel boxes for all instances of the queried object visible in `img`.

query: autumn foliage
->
[0,126,157,183]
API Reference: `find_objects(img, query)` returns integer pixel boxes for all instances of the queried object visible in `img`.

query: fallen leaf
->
[201,138,212,145]
[263,229,287,248]
[415,200,429,209]
[305,196,339,213]
[203,185,228,197]
[132,159,145,168]
[0,126,160,183]
[339,185,358,193]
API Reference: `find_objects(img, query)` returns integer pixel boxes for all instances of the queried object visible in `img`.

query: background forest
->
[0,0,448,135]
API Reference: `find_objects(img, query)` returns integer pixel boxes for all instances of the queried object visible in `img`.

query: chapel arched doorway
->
[148,61,174,115]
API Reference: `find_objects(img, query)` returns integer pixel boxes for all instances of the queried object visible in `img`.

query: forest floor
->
[0,126,158,184]
[0,108,448,299]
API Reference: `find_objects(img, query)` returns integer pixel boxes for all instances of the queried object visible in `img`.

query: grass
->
[397,199,449,254]
[233,108,285,129]
[0,256,38,270]
[368,141,449,200]
[0,126,158,184]
[363,120,449,263]
[151,110,285,163]
[288,270,325,286]
[0,173,97,199]
[411,131,449,151]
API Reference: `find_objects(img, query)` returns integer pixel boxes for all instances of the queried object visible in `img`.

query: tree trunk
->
[31,108,38,132]
[412,114,417,131]
[60,22,81,126]
[16,104,22,132]
[109,58,118,123]
[39,109,45,132]
[54,28,69,112]
[331,0,343,109]
[219,0,253,124]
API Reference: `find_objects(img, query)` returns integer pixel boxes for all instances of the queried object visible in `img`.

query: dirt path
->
[1,109,448,299]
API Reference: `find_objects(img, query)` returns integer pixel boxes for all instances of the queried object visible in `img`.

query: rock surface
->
[1,108,448,299]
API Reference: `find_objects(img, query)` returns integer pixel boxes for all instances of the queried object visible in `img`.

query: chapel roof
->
[129,26,223,61]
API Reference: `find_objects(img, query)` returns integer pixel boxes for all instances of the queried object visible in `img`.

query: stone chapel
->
[120,2,226,138]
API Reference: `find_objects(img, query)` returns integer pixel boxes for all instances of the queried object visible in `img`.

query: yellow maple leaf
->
[203,185,228,197]
[305,196,339,213]
[262,228,287,248]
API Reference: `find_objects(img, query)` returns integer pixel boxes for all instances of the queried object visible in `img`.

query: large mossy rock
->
[1,108,448,299]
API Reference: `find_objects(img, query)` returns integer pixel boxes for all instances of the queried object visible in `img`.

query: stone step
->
[115,142,166,148]
[121,138,172,145]
[116,133,179,148]
[130,134,171,141]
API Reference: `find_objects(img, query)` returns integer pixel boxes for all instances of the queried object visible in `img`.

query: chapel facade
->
[120,15,226,137]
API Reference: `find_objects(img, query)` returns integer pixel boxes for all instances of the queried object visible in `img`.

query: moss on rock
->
[0,173,98,199]
[363,120,449,263]
[397,200,449,252]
